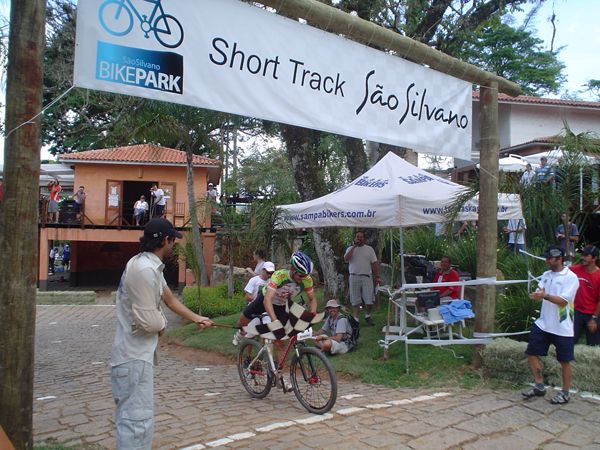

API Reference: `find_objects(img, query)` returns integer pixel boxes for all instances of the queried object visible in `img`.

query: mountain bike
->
[237,331,337,414]
[99,0,184,48]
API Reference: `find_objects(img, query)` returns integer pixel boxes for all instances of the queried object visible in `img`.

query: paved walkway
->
[34,305,600,449]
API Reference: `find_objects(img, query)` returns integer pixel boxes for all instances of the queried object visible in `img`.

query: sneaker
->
[232,331,242,346]
[550,391,570,405]
[365,316,375,326]
[522,385,546,398]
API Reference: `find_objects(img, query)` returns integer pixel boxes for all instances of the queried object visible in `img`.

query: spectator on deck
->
[47,180,61,223]
[73,185,87,221]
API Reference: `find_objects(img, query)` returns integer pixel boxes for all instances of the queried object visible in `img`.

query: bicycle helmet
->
[290,251,313,275]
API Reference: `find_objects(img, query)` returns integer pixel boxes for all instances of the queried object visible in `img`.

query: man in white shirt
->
[243,261,275,302]
[111,218,213,448]
[504,218,526,253]
[520,163,535,185]
[344,231,380,326]
[522,246,579,405]
[150,184,166,218]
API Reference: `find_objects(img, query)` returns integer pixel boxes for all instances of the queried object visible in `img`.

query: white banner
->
[74,0,472,159]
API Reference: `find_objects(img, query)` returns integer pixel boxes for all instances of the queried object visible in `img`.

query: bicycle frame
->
[114,0,165,27]
[246,334,308,386]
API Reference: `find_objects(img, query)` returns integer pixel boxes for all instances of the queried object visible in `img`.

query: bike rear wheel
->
[290,347,337,414]
[237,339,273,399]
[153,14,184,48]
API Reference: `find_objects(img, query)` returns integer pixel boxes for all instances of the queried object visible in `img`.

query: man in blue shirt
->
[535,156,555,185]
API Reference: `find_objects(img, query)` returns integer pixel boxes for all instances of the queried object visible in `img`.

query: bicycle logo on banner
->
[98,0,184,49]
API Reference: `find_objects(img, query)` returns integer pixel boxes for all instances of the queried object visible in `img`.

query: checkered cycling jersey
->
[262,269,313,306]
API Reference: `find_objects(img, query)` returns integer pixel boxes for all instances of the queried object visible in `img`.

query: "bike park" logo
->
[95,0,184,95]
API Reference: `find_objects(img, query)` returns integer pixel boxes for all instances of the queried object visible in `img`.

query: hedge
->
[482,338,600,392]
[182,283,246,318]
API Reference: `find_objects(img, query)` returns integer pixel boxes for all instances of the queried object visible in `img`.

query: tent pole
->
[399,226,406,285]
[390,228,394,285]
[580,167,583,211]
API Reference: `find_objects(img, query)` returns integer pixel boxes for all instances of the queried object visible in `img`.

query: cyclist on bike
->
[233,252,317,356]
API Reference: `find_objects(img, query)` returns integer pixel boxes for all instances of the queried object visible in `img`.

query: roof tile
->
[58,144,219,167]
[472,91,600,109]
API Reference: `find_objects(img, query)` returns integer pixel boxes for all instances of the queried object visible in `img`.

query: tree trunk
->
[0,1,45,448]
[186,149,208,289]
[473,82,499,369]
[343,136,368,179]
[281,125,347,299]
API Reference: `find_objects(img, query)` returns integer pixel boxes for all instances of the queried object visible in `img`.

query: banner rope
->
[4,84,75,139]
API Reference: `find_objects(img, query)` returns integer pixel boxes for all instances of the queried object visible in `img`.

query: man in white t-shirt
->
[344,231,380,326]
[522,245,579,405]
[504,218,526,253]
[243,261,275,302]
[150,184,166,218]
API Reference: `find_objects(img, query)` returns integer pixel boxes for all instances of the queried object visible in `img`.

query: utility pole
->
[0,1,46,448]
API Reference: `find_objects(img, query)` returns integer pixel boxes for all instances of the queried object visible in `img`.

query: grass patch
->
[168,297,495,390]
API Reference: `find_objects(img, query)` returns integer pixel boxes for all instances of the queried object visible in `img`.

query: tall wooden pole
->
[0,0,46,448]
[473,82,499,369]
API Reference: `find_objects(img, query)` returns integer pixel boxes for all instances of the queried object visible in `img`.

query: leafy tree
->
[455,19,565,95]
[583,79,600,101]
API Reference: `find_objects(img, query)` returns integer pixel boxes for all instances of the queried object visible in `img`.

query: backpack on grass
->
[340,311,359,350]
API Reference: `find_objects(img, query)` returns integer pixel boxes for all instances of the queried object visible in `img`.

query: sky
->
[0,0,599,165]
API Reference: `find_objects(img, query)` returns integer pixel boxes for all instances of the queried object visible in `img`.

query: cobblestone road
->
[34,305,600,449]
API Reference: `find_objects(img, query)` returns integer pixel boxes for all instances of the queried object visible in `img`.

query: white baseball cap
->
[325,299,341,309]
[263,261,275,273]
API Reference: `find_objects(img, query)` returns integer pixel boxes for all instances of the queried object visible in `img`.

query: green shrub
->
[182,284,246,318]
[401,225,448,261]
[495,289,539,338]
[447,231,478,277]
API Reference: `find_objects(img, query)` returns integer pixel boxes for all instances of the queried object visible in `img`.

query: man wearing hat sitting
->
[314,299,354,355]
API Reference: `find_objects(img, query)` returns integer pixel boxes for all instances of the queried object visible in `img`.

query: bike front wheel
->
[290,347,337,414]
[153,14,184,48]
[99,0,134,36]
[237,339,273,399]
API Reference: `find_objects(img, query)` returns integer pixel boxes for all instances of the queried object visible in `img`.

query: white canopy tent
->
[277,152,523,229]
[477,154,539,173]
[523,149,599,166]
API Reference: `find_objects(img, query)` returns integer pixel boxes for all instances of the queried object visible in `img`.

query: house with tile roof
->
[38,144,220,290]
[454,93,600,182]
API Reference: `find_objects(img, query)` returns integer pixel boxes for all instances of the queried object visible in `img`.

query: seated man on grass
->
[314,299,354,355]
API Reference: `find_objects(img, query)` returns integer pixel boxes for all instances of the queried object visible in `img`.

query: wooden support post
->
[0,0,46,447]
[473,82,499,369]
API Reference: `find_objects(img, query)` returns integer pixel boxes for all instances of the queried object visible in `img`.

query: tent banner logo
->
[354,176,389,189]
[74,0,472,159]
